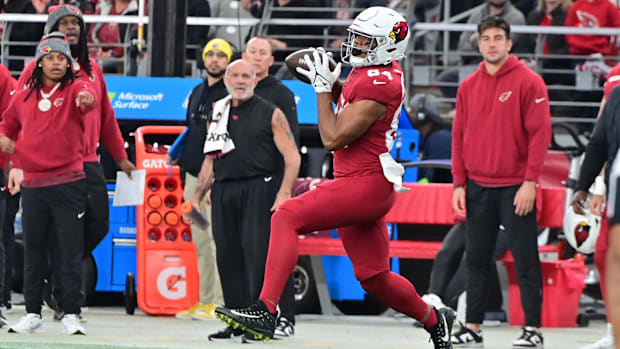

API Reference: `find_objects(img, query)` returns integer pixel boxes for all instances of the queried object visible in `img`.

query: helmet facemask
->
[341,29,391,67]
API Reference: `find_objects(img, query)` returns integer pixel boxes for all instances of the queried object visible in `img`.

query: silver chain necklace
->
[38,82,61,112]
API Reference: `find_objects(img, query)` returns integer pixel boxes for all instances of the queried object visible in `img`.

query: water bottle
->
[181,201,209,230]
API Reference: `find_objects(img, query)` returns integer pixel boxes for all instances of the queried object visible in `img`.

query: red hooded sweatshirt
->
[564,0,620,56]
[452,55,551,188]
[0,80,96,187]
[0,64,16,170]
[18,58,127,163]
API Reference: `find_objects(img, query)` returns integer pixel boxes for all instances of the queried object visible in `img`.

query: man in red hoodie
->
[14,5,136,319]
[0,33,95,336]
[451,16,551,348]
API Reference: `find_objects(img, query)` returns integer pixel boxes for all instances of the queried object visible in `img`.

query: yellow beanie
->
[202,38,233,63]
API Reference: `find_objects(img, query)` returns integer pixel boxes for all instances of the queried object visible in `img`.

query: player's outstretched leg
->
[214,301,278,341]
[426,307,456,349]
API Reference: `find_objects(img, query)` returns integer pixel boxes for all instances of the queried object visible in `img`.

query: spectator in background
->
[435,0,526,99]
[0,63,16,328]
[87,0,139,73]
[525,0,573,86]
[186,0,211,62]
[2,0,46,75]
[406,93,452,183]
[450,16,549,348]
[46,0,96,14]
[241,36,298,338]
[173,39,230,324]
[512,0,537,16]
[210,0,253,52]
[244,0,325,62]
[564,0,620,61]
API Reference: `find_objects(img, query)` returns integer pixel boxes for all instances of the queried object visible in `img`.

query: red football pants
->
[260,174,433,323]
[595,213,610,312]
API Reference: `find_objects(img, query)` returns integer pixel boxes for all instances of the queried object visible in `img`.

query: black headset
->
[417,94,429,122]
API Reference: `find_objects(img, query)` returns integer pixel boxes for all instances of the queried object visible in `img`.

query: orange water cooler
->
[134,126,198,315]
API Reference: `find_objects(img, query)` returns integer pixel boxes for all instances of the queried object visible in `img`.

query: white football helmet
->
[341,6,410,67]
[563,204,601,254]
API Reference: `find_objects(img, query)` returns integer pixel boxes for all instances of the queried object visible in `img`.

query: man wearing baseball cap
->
[172,38,232,326]
[407,93,452,183]
[2,33,95,335]
[14,4,136,320]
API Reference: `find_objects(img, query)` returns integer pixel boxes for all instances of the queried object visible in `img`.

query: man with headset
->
[407,93,452,183]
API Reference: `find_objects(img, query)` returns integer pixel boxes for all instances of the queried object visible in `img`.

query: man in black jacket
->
[174,38,231,322]
[572,85,620,349]
[607,148,620,348]
[241,36,299,338]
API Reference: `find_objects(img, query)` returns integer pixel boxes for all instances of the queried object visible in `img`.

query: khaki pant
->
[183,173,223,305]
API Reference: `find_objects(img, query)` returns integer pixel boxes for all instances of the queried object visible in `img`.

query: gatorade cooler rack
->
[134,126,198,315]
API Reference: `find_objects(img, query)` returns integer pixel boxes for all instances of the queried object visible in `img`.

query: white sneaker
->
[8,313,45,333]
[581,335,614,349]
[421,293,446,310]
[0,311,7,328]
[0,302,14,314]
[61,314,86,335]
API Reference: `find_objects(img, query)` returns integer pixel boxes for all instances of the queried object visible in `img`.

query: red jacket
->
[564,0,620,56]
[0,80,96,187]
[0,64,16,170]
[452,55,551,187]
[18,59,127,163]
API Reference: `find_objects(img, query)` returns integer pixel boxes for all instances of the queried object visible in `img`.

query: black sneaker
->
[451,322,483,347]
[512,327,543,348]
[214,301,278,341]
[207,326,244,342]
[425,307,455,349]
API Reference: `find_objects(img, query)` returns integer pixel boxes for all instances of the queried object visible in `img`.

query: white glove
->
[296,49,341,94]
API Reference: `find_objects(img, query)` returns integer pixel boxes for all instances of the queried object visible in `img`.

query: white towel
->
[203,95,235,156]
[379,152,409,193]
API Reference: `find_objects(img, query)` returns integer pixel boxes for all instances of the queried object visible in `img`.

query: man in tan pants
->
[174,39,232,320]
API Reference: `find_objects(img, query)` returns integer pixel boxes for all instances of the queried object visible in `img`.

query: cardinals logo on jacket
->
[390,22,408,43]
[498,91,512,102]
[576,10,599,28]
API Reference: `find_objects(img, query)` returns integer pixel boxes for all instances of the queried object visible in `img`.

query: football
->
[285,48,338,84]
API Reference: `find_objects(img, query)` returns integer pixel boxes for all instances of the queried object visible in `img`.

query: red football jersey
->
[333,62,405,178]
[604,63,620,99]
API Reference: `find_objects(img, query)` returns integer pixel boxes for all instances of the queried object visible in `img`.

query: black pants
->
[82,162,110,254]
[2,192,19,305]
[22,180,86,315]
[51,162,109,308]
[465,180,542,327]
[428,222,508,311]
[0,186,6,303]
[211,176,296,323]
